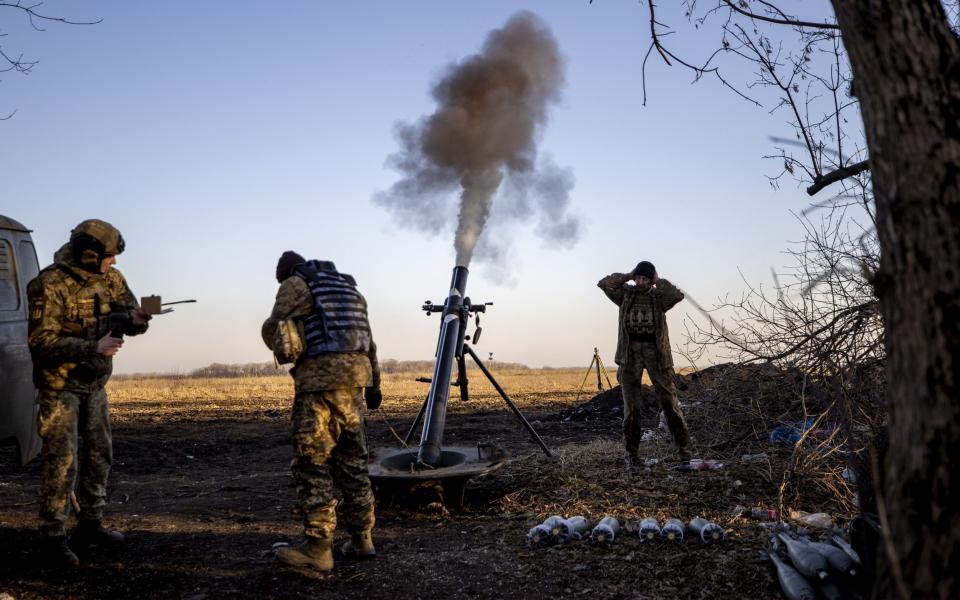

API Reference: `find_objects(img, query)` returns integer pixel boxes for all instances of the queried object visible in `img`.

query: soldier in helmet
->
[598,261,692,470]
[262,251,382,572]
[27,219,151,566]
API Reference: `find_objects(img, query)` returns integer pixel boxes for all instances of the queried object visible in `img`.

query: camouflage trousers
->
[290,388,375,540]
[619,341,692,460]
[36,387,113,537]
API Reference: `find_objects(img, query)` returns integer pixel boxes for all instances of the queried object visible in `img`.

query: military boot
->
[41,535,80,568]
[341,530,376,559]
[71,520,125,548]
[624,453,641,474]
[276,538,334,572]
[677,444,693,466]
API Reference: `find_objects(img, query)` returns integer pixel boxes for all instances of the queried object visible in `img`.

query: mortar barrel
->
[417,266,469,467]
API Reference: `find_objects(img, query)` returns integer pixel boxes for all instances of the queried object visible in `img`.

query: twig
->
[720,0,840,30]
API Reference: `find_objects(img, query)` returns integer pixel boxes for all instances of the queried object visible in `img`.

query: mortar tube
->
[417,266,468,467]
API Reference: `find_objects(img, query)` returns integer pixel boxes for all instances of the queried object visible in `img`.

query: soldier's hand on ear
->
[97,335,123,357]
[365,387,383,410]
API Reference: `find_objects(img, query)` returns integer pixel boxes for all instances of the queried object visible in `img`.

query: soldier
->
[27,219,151,566]
[598,261,692,470]
[262,251,382,572]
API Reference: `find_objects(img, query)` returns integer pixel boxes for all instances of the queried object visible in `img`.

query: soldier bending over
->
[263,251,382,572]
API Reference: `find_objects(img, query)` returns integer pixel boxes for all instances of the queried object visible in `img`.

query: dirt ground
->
[0,367,832,600]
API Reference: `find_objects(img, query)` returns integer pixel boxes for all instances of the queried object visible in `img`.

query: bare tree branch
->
[721,0,841,31]
[0,1,102,30]
[807,159,870,195]
[0,1,100,118]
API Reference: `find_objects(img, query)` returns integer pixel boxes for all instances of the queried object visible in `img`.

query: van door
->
[0,222,42,465]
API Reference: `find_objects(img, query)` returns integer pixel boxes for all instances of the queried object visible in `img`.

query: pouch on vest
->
[273,319,305,365]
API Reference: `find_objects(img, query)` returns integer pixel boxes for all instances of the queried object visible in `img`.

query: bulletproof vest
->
[53,265,112,341]
[296,260,372,356]
[626,290,656,341]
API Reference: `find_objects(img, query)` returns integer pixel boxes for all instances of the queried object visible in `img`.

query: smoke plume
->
[374,11,581,269]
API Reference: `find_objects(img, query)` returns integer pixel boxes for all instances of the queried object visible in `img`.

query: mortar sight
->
[422,299,492,316]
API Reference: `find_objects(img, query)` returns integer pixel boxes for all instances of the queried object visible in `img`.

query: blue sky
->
[2,1,841,372]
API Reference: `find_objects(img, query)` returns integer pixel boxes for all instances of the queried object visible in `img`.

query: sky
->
[1,1,842,373]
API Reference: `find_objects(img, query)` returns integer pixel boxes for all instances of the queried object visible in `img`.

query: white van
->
[0,214,42,465]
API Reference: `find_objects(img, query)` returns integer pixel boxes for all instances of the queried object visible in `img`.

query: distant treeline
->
[115,359,532,380]
[379,358,530,373]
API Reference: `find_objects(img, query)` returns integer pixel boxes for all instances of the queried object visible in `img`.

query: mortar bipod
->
[403,343,553,458]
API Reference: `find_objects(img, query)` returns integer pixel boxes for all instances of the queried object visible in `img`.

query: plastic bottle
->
[741,453,769,464]
[589,516,620,547]
[789,510,833,529]
[661,518,684,542]
[752,508,779,521]
[688,517,725,544]
[560,516,591,542]
[768,550,816,600]
[734,505,779,521]
[638,517,661,542]
[675,458,724,471]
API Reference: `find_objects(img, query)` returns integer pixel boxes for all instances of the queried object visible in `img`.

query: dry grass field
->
[1,366,834,599]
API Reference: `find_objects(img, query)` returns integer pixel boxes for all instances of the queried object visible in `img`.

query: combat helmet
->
[70,219,125,271]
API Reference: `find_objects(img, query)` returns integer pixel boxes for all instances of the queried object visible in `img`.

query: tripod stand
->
[404,343,553,457]
[574,347,615,403]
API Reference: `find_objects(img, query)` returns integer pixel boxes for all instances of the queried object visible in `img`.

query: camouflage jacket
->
[28,244,148,392]
[262,275,380,393]
[597,273,683,369]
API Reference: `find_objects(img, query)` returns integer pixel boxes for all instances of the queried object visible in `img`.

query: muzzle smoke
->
[374,11,581,270]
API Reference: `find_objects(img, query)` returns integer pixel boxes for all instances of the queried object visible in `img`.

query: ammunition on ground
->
[661,518,684,542]
[778,533,829,580]
[527,515,565,547]
[688,517,725,544]
[805,540,857,576]
[768,550,817,600]
[560,516,591,542]
[639,517,661,541]
[527,524,551,546]
[829,534,862,567]
[814,579,843,600]
[589,516,620,547]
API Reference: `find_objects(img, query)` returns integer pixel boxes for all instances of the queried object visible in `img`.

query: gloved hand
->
[96,334,123,357]
[364,387,383,410]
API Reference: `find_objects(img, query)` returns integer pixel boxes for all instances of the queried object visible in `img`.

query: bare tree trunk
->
[830,1,960,598]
